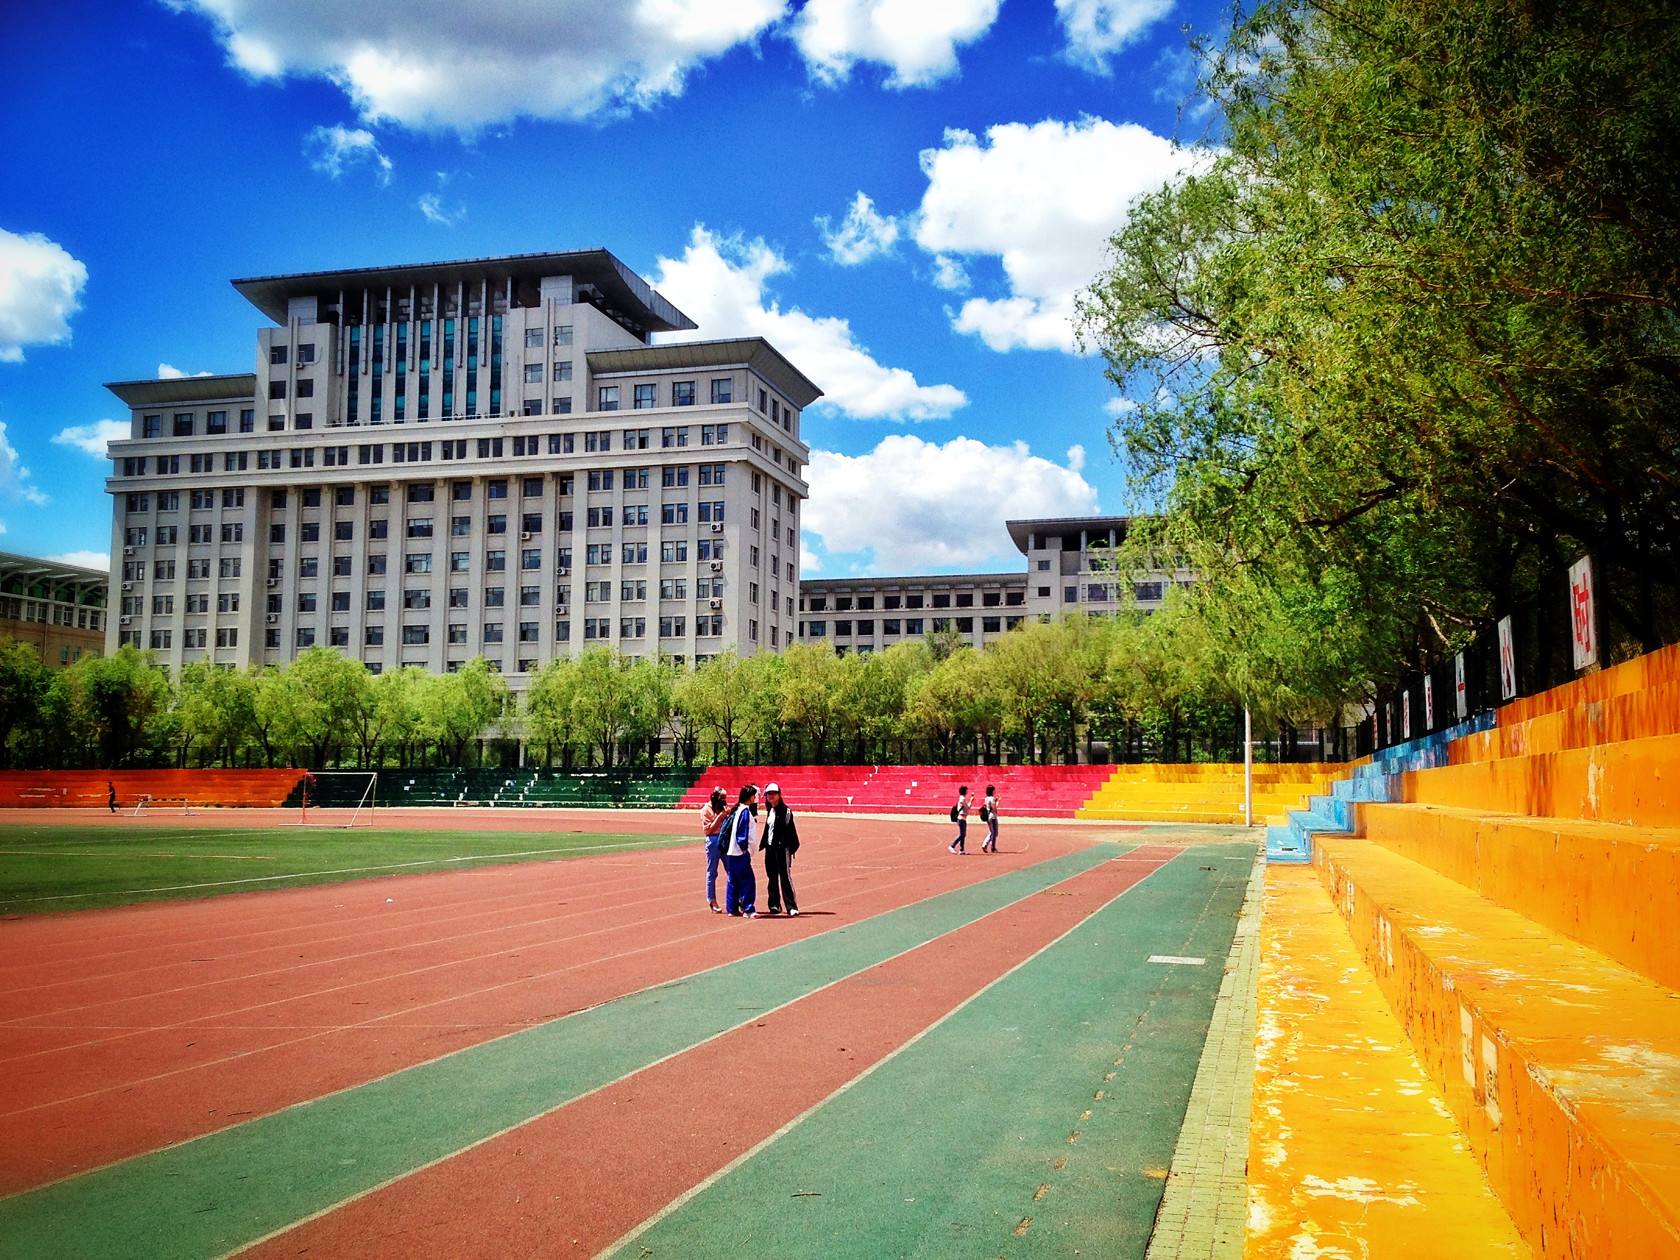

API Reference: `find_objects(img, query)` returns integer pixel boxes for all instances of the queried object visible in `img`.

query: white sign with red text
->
[1497,616,1517,700]
[1454,652,1467,721]
[1569,555,1597,671]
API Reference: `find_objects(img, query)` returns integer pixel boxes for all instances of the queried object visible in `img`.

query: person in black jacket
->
[758,782,800,917]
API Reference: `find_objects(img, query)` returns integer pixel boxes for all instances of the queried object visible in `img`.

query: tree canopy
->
[1079,0,1680,720]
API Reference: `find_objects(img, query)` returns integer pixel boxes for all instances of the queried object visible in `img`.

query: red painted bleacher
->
[0,769,307,808]
[677,764,1115,818]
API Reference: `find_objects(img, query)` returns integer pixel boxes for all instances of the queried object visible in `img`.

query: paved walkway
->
[1144,845,1262,1260]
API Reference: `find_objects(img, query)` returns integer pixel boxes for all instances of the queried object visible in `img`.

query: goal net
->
[292,771,379,828]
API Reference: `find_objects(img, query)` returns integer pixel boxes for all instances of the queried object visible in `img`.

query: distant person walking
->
[721,784,759,918]
[106,781,118,815]
[948,785,971,854]
[758,782,800,916]
[700,786,729,913]
[980,783,999,853]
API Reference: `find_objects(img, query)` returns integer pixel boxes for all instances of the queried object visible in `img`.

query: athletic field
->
[0,811,1253,1258]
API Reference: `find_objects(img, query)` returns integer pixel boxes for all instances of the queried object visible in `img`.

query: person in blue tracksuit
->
[721,783,759,918]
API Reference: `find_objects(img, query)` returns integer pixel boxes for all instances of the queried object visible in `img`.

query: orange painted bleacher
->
[0,769,306,809]
[677,764,1114,818]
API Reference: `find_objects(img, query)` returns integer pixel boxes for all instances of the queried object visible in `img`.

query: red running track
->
[242,847,1179,1259]
[0,817,1093,1193]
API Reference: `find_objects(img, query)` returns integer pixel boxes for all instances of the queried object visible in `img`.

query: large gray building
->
[799,515,1190,653]
[106,249,819,682]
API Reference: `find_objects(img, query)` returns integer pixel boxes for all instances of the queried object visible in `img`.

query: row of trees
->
[0,605,1270,771]
[1079,0,1680,709]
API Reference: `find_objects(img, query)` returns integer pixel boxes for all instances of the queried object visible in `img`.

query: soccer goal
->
[290,770,379,829]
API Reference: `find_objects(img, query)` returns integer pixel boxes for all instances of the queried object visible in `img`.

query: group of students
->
[695,778,1001,916]
[699,782,801,918]
[948,784,1001,854]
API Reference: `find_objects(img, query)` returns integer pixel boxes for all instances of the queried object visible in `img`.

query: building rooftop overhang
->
[231,248,696,336]
[590,338,824,409]
[1006,515,1135,556]
[801,571,1025,589]
[0,549,109,589]
[103,374,258,407]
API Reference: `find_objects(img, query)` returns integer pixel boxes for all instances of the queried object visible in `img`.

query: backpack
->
[950,802,960,822]
[979,805,991,823]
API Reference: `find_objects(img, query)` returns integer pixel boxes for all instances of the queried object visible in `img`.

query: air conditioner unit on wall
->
[265,613,279,625]
[122,546,135,556]
[709,598,723,610]
[710,522,723,533]
[119,615,132,626]
[710,560,724,572]
[121,582,134,592]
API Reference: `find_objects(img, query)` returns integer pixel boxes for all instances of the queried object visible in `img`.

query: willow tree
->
[1079,0,1680,712]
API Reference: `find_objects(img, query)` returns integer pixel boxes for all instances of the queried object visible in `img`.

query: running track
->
[0,814,1254,1258]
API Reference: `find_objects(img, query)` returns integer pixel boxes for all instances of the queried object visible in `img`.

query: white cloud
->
[157,362,212,379]
[304,124,393,183]
[803,434,1098,571]
[170,0,786,133]
[0,228,87,364]
[817,192,900,265]
[650,226,965,422]
[0,421,48,509]
[790,0,1000,88]
[417,192,465,227]
[52,419,129,458]
[913,117,1201,353]
[800,544,821,573]
[1104,397,1138,417]
[929,253,969,292]
[47,550,110,572]
[1055,0,1175,72]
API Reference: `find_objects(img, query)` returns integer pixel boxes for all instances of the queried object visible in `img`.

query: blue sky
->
[0,0,1221,577]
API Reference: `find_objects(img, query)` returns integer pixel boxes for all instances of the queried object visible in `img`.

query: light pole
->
[1243,706,1253,827]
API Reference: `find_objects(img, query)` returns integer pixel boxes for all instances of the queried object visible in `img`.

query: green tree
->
[0,641,48,767]
[525,656,581,766]
[174,662,258,767]
[675,652,751,764]
[418,657,510,766]
[777,642,844,762]
[1078,0,1680,709]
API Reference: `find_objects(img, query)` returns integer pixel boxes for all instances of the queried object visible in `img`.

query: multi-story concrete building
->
[106,249,819,682]
[0,551,107,666]
[798,515,1189,653]
[798,572,1028,654]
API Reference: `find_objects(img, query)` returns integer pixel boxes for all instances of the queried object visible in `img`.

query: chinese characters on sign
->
[1497,615,1517,700]
[1454,652,1468,721]
[1569,554,1597,671]
[1402,691,1412,739]
[1424,675,1434,729]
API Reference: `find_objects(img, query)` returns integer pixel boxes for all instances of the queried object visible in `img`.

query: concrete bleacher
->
[289,768,694,810]
[676,764,1115,818]
[1258,642,1680,1258]
[0,769,304,809]
[1078,762,1343,826]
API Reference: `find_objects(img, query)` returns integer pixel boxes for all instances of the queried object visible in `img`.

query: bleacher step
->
[1247,866,1529,1257]
[1314,835,1680,1259]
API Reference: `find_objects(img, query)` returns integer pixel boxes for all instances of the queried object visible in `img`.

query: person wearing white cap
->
[758,782,801,916]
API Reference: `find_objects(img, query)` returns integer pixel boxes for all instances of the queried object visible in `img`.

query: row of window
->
[804,589,1026,612]
[597,378,735,411]
[119,425,743,478]
[804,616,1025,638]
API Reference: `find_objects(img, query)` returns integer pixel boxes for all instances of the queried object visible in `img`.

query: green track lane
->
[0,844,1125,1260]
[613,843,1253,1260]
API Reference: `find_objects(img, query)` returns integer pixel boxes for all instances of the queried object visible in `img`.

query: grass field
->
[0,824,686,915]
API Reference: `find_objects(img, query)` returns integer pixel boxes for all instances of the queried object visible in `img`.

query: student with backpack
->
[699,786,729,912]
[720,784,760,918]
[758,782,801,916]
[947,785,971,854]
[980,784,999,853]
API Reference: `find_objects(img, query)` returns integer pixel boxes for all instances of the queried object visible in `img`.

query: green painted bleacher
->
[286,768,697,810]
